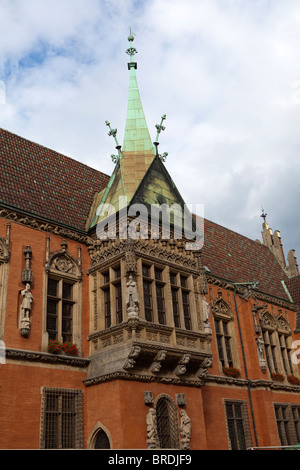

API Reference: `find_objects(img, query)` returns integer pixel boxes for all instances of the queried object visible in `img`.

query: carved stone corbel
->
[174,354,191,376]
[150,350,167,373]
[196,356,213,379]
[123,345,141,370]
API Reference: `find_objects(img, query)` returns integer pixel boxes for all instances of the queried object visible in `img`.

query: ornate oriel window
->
[260,310,295,377]
[43,239,82,351]
[40,388,83,449]
[224,400,251,450]
[141,263,167,325]
[169,271,191,330]
[100,264,123,329]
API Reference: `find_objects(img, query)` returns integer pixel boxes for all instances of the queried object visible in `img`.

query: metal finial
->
[126,28,137,61]
[105,120,122,161]
[261,208,267,222]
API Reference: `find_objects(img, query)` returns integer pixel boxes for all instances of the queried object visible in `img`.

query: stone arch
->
[154,393,180,449]
[87,422,112,449]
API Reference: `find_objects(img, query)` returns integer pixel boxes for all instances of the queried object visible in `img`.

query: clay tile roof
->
[202,218,291,301]
[0,128,110,231]
[286,276,300,306]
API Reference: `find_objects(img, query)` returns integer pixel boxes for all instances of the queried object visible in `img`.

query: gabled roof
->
[0,128,110,231]
[201,217,291,301]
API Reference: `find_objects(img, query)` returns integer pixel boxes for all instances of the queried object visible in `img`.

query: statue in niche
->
[180,410,191,449]
[126,274,139,317]
[256,336,266,372]
[202,297,212,333]
[19,283,33,337]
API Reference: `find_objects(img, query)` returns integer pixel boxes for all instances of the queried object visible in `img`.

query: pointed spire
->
[122,32,154,154]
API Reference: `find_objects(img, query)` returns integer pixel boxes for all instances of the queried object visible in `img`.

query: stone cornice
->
[6,348,90,368]
[0,205,91,244]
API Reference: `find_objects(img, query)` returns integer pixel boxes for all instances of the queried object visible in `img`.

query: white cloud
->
[0,0,299,262]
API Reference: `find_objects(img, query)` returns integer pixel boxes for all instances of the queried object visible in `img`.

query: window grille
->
[40,388,83,449]
[156,397,180,449]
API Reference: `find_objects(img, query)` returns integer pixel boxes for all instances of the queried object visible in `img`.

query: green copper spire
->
[123,33,154,154]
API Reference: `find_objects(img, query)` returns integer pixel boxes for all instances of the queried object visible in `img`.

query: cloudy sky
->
[0,0,300,265]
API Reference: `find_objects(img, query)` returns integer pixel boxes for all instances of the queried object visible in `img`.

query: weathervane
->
[261,208,267,222]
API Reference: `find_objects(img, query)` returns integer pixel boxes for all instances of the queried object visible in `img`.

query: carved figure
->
[256,336,266,372]
[202,297,212,333]
[19,283,33,337]
[146,408,158,449]
[126,274,139,317]
[180,410,191,449]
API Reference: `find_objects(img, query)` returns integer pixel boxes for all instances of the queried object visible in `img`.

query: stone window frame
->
[137,259,195,330]
[154,393,180,449]
[223,399,252,450]
[87,421,112,449]
[97,262,124,330]
[42,242,82,352]
[40,387,83,449]
[259,310,297,378]
[274,403,300,446]
[212,295,239,372]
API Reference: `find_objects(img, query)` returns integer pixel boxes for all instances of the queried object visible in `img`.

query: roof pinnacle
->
[126,28,138,68]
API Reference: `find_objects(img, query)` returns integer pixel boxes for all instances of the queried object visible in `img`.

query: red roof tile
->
[286,276,300,306]
[202,218,291,301]
[0,128,110,231]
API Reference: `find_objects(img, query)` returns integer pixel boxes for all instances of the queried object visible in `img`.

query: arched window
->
[93,429,111,449]
[155,395,180,449]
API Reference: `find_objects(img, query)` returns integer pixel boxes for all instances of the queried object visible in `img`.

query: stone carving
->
[45,239,82,280]
[174,354,190,376]
[202,297,212,333]
[150,350,167,373]
[197,356,213,379]
[180,410,191,449]
[176,393,186,406]
[19,283,33,337]
[123,345,141,370]
[126,274,139,317]
[22,245,33,284]
[146,408,159,449]
[144,391,154,405]
[256,336,266,373]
